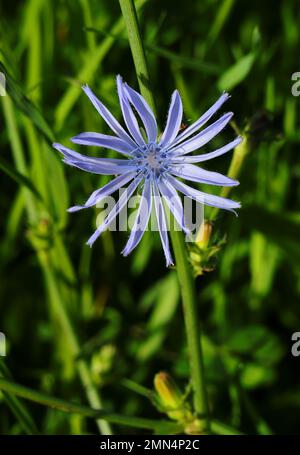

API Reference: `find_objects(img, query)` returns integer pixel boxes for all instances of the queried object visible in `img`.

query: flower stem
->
[169,225,209,427]
[118,0,209,429]
[118,0,155,112]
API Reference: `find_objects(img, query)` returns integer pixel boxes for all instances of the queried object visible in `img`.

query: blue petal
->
[168,92,230,148]
[86,174,143,246]
[171,163,239,186]
[123,83,158,143]
[167,175,241,213]
[116,76,145,146]
[158,178,190,234]
[68,172,136,212]
[72,132,134,156]
[53,143,138,175]
[122,178,152,257]
[173,136,242,163]
[152,182,174,266]
[170,112,233,155]
[82,85,136,148]
[159,90,183,148]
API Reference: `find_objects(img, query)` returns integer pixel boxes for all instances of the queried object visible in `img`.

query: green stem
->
[0,377,181,433]
[79,0,97,50]
[169,226,209,426]
[119,0,155,112]
[118,0,209,429]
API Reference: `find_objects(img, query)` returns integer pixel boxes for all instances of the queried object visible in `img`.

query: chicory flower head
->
[53,76,241,266]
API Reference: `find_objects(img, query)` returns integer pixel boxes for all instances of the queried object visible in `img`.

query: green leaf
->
[54,0,149,130]
[226,325,284,366]
[217,53,256,91]
[242,205,300,267]
[206,0,236,48]
[0,360,38,435]
[0,61,54,142]
[85,27,221,75]
[240,363,276,389]
[146,44,221,75]
[227,325,268,354]
[43,142,69,228]
[153,421,183,435]
[0,156,42,201]
[136,273,179,361]
[249,231,280,300]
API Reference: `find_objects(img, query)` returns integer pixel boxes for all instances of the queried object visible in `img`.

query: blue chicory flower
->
[53,76,241,266]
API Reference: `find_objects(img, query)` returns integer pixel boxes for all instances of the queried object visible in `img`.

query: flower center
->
[146,144,161,169]
[132,143,170,178]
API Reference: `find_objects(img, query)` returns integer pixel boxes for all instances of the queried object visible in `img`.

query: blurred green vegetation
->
[0,0,300,435]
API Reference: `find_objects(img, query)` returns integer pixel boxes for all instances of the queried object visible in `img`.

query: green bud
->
[154,372,192,422]
[195,221,212,249]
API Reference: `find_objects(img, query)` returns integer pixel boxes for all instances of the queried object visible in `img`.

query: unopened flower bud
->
[195,221,212,249]
[154,372,192,421]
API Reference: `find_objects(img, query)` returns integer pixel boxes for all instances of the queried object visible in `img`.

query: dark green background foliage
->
[0,0,300,435]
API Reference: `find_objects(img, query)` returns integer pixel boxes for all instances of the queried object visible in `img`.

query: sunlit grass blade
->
[0,360,38,435]
[0,377,182,433]
[54,0,149,131]
[0,62,54,142]
[217,53,256,91]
